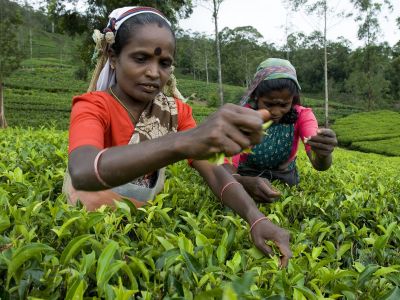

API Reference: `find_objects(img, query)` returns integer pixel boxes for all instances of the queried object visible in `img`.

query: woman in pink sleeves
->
[225,58,338,203]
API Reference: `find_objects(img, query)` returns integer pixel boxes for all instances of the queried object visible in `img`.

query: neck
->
[110,85,149,114]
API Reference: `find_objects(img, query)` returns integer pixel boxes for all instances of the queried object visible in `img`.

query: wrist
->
[173,131,193,159]
[232,173,242,183]
[245,206,265,225]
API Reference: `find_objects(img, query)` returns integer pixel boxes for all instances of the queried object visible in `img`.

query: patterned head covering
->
[95,7,171,91]
[240,58,301,106]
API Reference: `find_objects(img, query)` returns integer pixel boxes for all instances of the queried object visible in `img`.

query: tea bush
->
[332,110,400,156]
[0,127,399,299]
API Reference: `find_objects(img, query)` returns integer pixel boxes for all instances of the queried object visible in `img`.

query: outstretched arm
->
[192,160,292,267]
[69,104,266,191]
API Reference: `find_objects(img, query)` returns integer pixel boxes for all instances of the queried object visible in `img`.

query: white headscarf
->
[96,6,171,91]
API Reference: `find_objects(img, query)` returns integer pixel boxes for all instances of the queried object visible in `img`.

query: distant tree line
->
[2,0,400,114]
[176,27,400,109]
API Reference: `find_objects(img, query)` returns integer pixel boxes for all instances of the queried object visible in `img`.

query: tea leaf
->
[7,243,54,287]
[60,234,93,265]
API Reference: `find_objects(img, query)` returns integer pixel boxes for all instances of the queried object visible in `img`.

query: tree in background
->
[388,42,400,103]
[0,0,25,128]
[349,0,392,110]
[219,26,265,87]
[346,44,391,108]
[196,0,224,105]
[176,31,215,83]
[284,0,350,126]
[46,0,194,77]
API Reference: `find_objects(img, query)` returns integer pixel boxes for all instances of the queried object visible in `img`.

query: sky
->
[178,0,399,48]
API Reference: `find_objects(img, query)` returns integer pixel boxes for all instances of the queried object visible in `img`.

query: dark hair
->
[253,78,301,124]
[253,78,300,105]
[111,13,176,56]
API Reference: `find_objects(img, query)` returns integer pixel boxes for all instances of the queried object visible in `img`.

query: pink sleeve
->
[288,106,318,161]
[296,106,318,151]
[289,105,318,161]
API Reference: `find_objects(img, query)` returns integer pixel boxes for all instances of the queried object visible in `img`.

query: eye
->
[160,59,173,69]
[262,102,273,108]
[133,55,146,64]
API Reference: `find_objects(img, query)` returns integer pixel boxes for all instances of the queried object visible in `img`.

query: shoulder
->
[173,97,197,130]
[174,97,194,116]
[174,97,192,110]
[294,104,316,121]
[72,91,112,107]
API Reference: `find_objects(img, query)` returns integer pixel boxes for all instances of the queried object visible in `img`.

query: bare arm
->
[222,164,281,203]
[69,104,267,191]
[192,160,292,267]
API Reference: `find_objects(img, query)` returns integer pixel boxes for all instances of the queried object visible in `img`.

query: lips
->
[139,82,160,93]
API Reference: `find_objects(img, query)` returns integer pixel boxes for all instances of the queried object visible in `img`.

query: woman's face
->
[110,23,175,103]
[257,88,294,123]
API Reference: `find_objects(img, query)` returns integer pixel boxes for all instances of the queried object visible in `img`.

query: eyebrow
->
[129,50,173,60]
[264,98,291,104]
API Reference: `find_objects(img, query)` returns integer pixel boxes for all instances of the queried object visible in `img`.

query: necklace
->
[109,87,137,124]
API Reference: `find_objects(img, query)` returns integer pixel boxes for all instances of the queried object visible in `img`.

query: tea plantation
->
[1,57,399,299]
[332,110,400,156]
[0,127,399,299]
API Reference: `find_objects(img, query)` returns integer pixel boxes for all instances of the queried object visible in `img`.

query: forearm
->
[69,131,188,190]
[193,160,264,224]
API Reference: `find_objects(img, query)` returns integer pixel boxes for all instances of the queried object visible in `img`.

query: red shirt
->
[69,91,196,153]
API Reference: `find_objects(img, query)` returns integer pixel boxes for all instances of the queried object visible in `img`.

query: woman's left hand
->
[250,218,292,268]
[306,128,337,157]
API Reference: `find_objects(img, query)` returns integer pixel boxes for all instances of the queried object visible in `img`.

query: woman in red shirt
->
[64,7,292,266]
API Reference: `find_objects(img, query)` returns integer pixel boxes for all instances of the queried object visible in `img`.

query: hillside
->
[332,110,400,156]
[4,56,364,129]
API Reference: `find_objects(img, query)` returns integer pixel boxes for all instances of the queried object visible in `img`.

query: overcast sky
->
[178,0,399,48]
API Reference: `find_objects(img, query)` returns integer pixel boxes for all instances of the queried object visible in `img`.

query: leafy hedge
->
[332,110,400,156]
[0,127,399,299]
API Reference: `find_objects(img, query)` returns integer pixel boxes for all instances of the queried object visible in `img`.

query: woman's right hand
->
[238,176,281,203]
[180,104,270,160]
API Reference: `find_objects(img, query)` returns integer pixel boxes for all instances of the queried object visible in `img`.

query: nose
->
[268,106,280,118]
[145,62,160,79]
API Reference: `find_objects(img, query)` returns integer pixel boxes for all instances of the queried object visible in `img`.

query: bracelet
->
[250,216,270,232]
[94,148,112,188]
[231,173,241,177]
[220,181,241,202]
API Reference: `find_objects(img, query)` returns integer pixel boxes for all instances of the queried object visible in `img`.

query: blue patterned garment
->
[241,122,295,171]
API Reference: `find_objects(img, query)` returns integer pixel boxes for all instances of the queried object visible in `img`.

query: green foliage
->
[302,96,364,125]
[177,77,245,104]
[0,0,25,81]
[4,58,86,129]
[332,110,400,156]
[5,57,366,129]
[46,0,194,70]
[0,127,399,298]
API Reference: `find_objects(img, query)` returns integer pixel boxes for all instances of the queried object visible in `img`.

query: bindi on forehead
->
[154,47,162,56]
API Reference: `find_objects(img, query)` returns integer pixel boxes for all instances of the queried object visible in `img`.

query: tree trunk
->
[213,0,224,106]
[30,28,33,60]
[323,1,329,127]
[0,82,8,128]
[205,51,209,85]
